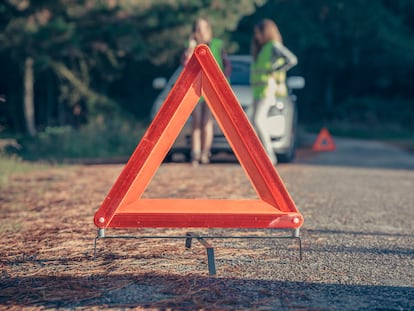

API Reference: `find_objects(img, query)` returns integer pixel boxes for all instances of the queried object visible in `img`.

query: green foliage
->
[0,154,49,185]
[337,96,414,130]
[1,0,414,149]
[17,115,146,162]
[0,0,266,134]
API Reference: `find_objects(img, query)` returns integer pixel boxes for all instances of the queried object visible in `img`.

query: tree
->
[24,57,36,136]
[0,0,266,133]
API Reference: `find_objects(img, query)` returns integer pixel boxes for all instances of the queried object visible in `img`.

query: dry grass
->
[1,163,300,310]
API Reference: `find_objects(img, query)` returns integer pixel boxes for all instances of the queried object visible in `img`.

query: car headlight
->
[276,101,285,110]
[268,101,285,117]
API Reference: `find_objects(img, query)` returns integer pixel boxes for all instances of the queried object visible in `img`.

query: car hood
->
[231,85,252,108]
[151,84,253,119]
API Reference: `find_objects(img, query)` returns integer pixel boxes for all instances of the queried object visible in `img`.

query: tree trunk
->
[24,57,36,136]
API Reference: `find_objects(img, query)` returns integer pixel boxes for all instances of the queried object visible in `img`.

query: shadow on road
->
[1,273,412,310]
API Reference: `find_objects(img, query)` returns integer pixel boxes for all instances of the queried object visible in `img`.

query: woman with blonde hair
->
[250,19,297,165]
[182,17,231,165]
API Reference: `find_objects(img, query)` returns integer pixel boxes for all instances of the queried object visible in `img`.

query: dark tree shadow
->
[1,273,413,310]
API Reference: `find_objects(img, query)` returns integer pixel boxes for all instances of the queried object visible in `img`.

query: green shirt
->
[250,40,297,99]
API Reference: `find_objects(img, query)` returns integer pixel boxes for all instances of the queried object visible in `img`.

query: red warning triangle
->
[94,44,303,229]
[312,127,336,151]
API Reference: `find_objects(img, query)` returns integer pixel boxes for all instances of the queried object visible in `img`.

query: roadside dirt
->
[1,162,295,310]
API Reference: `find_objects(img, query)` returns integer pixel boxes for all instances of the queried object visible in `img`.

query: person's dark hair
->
[251,19,283,60]
[191,17,213,44]
[192,17,212,33]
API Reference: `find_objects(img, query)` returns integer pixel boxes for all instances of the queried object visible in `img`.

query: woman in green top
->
[183,17,231,165]
[250,19,297,165]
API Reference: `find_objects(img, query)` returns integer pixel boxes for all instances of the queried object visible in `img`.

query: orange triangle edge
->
[312,127,336,151]
[93,44,304,230]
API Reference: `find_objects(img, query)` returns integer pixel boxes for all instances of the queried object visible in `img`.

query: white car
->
[151,55,305,163]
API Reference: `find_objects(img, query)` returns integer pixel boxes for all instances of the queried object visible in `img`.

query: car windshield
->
[229,59,250,86]
[166,57,251,88]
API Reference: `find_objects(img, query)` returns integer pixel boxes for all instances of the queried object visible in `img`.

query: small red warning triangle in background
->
[312,127,336,151]
[93,44,303,230]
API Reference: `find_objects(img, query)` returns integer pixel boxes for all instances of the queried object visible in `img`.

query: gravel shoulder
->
[1,137,413,310]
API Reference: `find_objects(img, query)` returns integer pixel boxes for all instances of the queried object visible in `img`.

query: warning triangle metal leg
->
[93,229,302,275]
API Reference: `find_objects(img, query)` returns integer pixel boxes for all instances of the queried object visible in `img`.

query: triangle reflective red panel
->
[312,127,336,152]
[94,44,304,229]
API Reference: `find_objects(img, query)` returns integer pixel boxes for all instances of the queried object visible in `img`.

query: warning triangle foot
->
[94,44,304,230]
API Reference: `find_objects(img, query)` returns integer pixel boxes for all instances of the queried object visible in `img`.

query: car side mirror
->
[152,77,167,90]
[287,76,305,89]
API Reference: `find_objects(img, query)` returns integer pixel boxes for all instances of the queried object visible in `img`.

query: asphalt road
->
[256,135,414,310]
[297,134,414,170]
[81,135,414,310]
